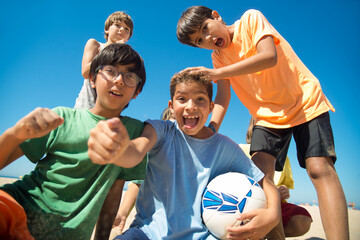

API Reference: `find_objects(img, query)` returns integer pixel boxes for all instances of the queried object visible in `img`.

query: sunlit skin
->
[90,63,140,119]
[188,11,235,50]
[106,21,131,44]
[169,81,214,139]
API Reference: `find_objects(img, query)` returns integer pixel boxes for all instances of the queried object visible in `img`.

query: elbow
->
[82,71,89,79]
[267,51,277,68]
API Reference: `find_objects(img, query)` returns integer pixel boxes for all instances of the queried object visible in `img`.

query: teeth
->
[184,116,198,119]
[110,91,122,96]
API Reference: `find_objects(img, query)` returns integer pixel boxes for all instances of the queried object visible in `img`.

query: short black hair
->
[90,43,146,94]
[177,6,214,47]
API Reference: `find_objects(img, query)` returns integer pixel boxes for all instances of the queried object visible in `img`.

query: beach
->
[1,177,359,239]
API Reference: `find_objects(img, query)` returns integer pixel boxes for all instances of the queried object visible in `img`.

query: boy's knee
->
[285,215,312,237]
[306,156,336,180]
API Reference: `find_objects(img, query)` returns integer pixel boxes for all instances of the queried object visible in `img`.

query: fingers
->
[278,185,290,200]
[88,118,130,165]
[16,107,63,140]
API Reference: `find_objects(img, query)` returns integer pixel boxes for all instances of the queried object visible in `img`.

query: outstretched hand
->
[226,207,279,240]
[182,66,221,82]
[13,107,63,141]
[87,117,130,165]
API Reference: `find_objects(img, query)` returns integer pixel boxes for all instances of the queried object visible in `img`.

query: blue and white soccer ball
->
[202,172,266,239]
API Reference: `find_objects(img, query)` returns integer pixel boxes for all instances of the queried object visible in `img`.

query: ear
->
[132,89,141,99]
[211,10,222,22]
[209,101,214,113]
[90,74,96,88]
[168,100,175,115]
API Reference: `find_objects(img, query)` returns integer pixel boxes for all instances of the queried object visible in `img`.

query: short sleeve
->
[212,9,280,71]
[242,9,280,48]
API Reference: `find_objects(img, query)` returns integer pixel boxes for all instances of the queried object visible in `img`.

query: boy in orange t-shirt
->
[177,6,348,240]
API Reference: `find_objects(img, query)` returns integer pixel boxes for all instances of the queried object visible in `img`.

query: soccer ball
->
[201,172,266,239]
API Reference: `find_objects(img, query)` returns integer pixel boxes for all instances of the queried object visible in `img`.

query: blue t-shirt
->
[131,120,264,240]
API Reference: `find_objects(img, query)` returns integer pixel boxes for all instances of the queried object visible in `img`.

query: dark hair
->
[90,43,146,94]
[170,70,212,101]
[177,6,214,47]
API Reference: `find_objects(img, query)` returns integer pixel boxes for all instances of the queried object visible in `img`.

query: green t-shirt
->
[0,107,146,240]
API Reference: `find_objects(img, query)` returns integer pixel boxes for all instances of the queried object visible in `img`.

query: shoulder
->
[51,106,74,116]
[145,120,176,142]
[85,38,100,46]
[121,116,144,127]
[84,39,101,52]
[121,116,145,137]
[241,9,264,19]
[51,107,90,121]
[239,9,268,26]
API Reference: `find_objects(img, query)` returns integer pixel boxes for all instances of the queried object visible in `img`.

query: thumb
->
[106,117,122,132]
[106,117,130,143]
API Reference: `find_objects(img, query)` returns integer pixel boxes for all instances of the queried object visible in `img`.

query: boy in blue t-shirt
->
[0,43,147,240]
[88,70,281,240]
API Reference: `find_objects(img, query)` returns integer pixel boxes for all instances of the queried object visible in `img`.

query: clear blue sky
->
[1,0,359,207]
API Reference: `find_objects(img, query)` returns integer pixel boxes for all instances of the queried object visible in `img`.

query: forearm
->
[216,35,277,80]
[209,79,231,132]
[262,177,281,222]
[111,140,147,168]
[118,183,140,217]
[81,63,91,79]
[0,128,24,169]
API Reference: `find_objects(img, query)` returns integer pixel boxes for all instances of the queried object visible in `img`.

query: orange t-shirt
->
[212,9,334,128]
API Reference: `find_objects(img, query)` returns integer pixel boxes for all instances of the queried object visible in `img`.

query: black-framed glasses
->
[96,65,141,88]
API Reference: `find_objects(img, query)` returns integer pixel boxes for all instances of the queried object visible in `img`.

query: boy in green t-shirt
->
[0,43,147,240]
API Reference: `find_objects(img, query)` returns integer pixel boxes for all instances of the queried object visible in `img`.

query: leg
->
[251,152,285,240]
[281,202,312,237]
[306,156,349,240]
[284,214,312,237]
[94,179,125,240]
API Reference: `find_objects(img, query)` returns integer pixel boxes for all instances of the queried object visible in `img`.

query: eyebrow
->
[175,89,208,95]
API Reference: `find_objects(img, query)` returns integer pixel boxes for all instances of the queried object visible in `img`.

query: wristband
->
[208,124,216,133]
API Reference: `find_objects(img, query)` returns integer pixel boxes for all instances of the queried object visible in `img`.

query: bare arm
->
[88,118,156,168]
[0,108,64,169]
[112,182,141,233]
[209,79,231,132]
[81,39,101,79]
[211,35,277,80]
[94,179,125,240]
[186,35,277,82]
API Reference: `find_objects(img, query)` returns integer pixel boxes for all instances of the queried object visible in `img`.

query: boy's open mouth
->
[215,38,224,47]
[184,116,199,128]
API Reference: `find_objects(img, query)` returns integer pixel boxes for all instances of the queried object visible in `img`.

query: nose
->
[113,74,124,86]
[185,99,197,111]
[204,34,212,43]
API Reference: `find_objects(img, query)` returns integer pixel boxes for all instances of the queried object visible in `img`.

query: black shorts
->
[250,112,337,171]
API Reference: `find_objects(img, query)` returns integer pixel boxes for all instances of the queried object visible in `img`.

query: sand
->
[1,177,359,239]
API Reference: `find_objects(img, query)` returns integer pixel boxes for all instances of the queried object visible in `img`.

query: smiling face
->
[188,11,232,50]
[90,63,139,118]
[169,81,214,139]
